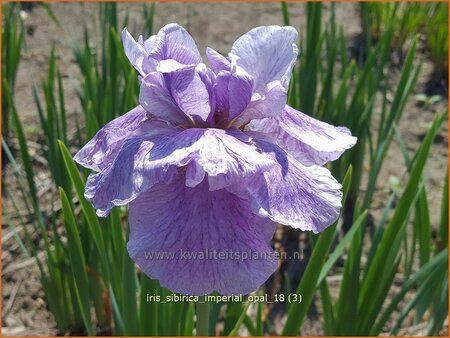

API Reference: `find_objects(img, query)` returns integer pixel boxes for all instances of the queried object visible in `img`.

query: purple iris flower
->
[74,24,356,296]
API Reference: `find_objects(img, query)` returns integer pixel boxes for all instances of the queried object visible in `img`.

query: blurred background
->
[2,2,448,336]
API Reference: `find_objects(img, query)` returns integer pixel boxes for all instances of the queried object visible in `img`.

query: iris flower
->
[74,24,356,296]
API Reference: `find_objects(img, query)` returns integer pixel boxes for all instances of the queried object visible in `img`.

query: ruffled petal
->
[231,26,298,91]
[206,47,230,73]
[183,128,277,190]
[85,128,276,216]
[229,134,343,233]
[249,105,357,165]
[84,126,181,217]
[74,106,154,171]
[128,174,277,295]
[149,23,202,65]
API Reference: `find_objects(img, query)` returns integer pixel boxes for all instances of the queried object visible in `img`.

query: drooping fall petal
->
[229,133,343,233]
[128,174,277,295]
[249,105,357,165]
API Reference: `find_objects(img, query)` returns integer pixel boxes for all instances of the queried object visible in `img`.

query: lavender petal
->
[128,174,277,295]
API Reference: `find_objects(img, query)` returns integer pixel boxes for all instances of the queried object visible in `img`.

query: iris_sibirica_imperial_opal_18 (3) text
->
[74,23,357,296]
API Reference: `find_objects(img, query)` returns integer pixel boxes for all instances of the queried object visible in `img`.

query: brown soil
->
[2,2,448,336]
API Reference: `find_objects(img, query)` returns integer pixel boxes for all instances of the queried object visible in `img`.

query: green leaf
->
[139,276,159,335]
[281,2,290,25]
[438,170,448,250]
[415,188,431,266]
[6,80,39,209]
[358,111,447,334]
[196,297,210,336]
[227,303,251,336]
[109,283,125,335]
[121,241,138,335]
[389,251,447,335]
[316,210,368,286]
[282,166,352,335]
[335,203,364,334]
[223,301,244,335]
[58,140,109,278]
[181,303,195,336]
[40,3,62,28]
[318,281,335,335]
[60,188,93,335]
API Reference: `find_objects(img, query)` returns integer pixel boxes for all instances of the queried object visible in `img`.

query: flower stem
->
[196,296,210,336]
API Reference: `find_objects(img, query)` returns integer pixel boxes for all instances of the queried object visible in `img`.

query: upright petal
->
[141,34,156,53]
[212,71,231,125]
[230,134,343,233]
[128,175,277,295]
[249,105,357,165]
[165,63,212,124]
[140,72,193,126]
[122,28,156,76]
[229,80,286,128]
[74,106,155,171]
[149,23,202,65]
[228,65,254,120]
[231,26,298,91]
[196,64,217,124]
[206,47,231,73]
[84,128,276,216]
[140,63,211,125]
